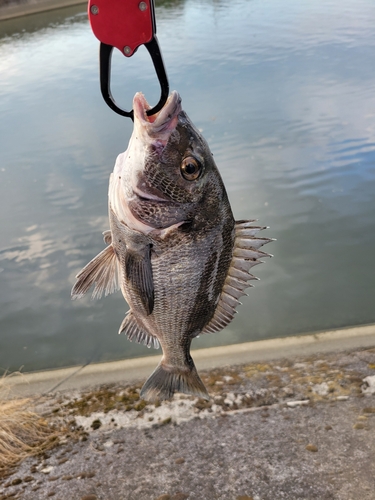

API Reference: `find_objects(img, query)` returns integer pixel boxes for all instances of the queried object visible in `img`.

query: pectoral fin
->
[202,220,273,334]
[109,208,154,315]
[71,244,121,300]
[124,244,154,315]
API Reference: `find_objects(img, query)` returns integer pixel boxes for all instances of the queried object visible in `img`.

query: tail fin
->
[140,360,209,402]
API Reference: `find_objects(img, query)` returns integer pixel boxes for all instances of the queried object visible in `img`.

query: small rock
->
[11,478,22,485]
[103,440,114,448]
[353,423,366,430]
[287,400,309,408]
[155,495,171,500]
[77,471,96,479]
[325,425,332,431]
[159,417,172,426]
[223,392,236,405]
[312,382,329,396]
[175,458,185,464]
[336,396,349,401]
[237,496,254,500]
[81,496,98,500]
[363,407,375,414]
[305,444,318,452]
[362,375,375,395]
[235,395,244,405]
[41,466,54,474]
[282,386,294,396]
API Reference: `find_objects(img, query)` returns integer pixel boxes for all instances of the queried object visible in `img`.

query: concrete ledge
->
[0,0,86,21]
[4,324,375,398]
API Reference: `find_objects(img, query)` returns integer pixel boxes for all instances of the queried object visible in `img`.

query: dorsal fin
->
[71,243,121,300]
[119,312,159,349]
[201,220,273,335]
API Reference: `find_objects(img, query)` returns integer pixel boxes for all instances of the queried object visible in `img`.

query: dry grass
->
[0,373,63,477]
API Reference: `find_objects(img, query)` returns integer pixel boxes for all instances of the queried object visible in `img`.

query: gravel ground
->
[1,346,375,500]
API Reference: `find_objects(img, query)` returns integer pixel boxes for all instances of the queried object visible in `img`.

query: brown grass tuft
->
[0,373,63,476]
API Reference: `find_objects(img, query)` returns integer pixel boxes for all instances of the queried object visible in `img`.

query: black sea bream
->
[72,91,272,401]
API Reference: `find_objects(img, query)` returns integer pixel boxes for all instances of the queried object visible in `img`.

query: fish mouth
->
[132,185,169,203]
[133,91,182,143]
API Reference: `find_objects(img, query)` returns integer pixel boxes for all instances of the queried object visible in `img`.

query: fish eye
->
[180,156,202,181]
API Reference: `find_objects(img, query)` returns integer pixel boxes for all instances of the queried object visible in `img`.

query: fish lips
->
[133,91,182,148]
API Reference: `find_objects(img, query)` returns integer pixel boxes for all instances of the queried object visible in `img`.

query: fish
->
[71,91,272,402]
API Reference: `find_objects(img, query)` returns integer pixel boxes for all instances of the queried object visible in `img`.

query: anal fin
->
[119,312,159,349]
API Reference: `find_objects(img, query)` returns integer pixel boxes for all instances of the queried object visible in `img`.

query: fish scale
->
[151,232,227,344]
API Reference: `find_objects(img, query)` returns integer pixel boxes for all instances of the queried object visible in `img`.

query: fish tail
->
[140,359,209,402]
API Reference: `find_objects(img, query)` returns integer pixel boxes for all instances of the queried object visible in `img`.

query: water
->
[0,0,374,373]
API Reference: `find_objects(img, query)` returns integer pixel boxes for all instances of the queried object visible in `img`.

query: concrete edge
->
[3,324,375,398]
[0,0,86,21]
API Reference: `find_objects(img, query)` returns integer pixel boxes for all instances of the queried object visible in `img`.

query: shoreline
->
[5,323,375,398]
[0,0,86,21]
[1,337,375,499]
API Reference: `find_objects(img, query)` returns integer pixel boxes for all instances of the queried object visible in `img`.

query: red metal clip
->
[88,0,155,57]
[87,0,169,119]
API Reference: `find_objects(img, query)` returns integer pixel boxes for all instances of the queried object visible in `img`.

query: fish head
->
[109,91,230,235]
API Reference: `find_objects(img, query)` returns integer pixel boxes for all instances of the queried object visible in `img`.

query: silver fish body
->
[72,91,272,401]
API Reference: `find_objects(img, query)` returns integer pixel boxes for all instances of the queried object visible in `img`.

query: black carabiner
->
[99,36,169,121]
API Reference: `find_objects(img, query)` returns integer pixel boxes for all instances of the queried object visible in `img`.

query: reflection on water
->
[0,0,374,372]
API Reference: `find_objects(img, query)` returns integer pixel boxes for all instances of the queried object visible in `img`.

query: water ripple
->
[1,0,375,371]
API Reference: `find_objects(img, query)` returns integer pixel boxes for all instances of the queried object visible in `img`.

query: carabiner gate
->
[88,0,169,120]
[99,37,169,120]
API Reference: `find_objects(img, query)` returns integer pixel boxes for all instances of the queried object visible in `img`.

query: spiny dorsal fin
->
[119,312,159,349]
[201,220,273,334]
[71,244,121,300]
